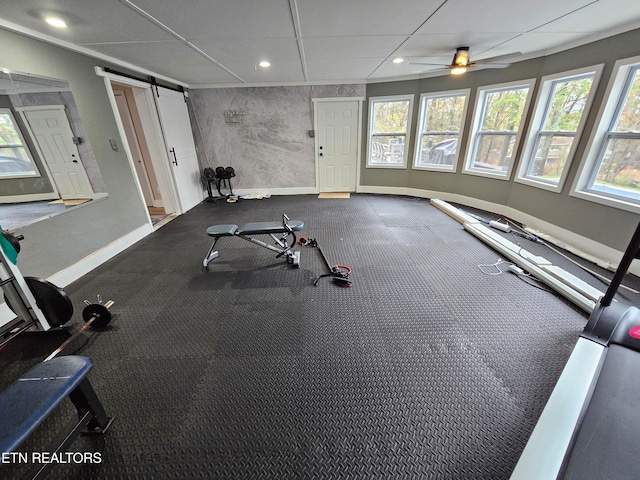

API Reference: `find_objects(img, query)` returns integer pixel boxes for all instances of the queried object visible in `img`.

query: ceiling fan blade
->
[473,51,522,65]
[407,61,447,67]
[469,62,511,70]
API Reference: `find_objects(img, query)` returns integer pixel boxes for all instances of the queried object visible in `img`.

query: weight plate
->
[1,230,21,255]
[5,277,73,327]
[82,303,112,328]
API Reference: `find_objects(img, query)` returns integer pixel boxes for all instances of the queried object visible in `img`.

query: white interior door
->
[316,100,359,192]
[23,107,94,199]
[154,87,203,212]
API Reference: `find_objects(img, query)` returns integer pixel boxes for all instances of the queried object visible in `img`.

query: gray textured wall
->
[190,84,364,190]
[362,28,640,252]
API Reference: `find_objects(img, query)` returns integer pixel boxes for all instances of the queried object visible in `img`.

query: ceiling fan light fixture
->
[450,66,467,75]
[452,47,470,67]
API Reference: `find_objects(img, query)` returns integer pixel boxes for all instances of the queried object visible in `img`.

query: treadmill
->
[512,221,640,480]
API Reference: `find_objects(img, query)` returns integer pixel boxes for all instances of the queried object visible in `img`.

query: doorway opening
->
[112,82,168,225]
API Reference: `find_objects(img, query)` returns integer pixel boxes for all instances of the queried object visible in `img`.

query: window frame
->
[571,55,640,214]
[0,108,40,179]
[366,94,414,169]
[463,79,535,180]
[413,89,470,172]
[516,66,603,192]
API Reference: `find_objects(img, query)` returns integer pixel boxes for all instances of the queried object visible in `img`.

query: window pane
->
[613,68,640,132]
[372,100,410,134]
[542,76,594,132]
[471,133,516,173]
[480,87,529,131]
[0,113,24,145]
[0,111,37,177]
[527,133,575,183]
[416,94,466,168]
[370,135,405,164]
[590,137,640,199]
[419,136,458,166]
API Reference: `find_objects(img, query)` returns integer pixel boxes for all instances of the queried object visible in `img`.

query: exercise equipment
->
[0,355,113,479]
[310,240,353,287]
[203,166,236,202]
[512,220,640,479]
[203,214,304,270]
[1,228,113,352]
[44,299,114,362]
[1,229,57,336]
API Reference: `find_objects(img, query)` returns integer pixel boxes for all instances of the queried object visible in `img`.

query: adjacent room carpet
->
[2,194,597,479]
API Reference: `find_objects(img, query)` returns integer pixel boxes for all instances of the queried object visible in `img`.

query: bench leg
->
[203,238,222,269]
[69,378,113,434]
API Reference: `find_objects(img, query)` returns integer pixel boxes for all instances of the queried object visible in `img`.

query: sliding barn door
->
[154,87,203,212]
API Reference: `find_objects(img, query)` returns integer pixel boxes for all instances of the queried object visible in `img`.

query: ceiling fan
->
[410,47,516,75]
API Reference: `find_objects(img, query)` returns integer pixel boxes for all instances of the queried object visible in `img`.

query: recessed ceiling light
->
[45,16,67,28]
[258,61,271,68]
[392,58,404,64]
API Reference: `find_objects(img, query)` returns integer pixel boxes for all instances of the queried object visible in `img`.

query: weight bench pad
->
[0,355,93,453]
[238,220,304,235]
[206,224,239,237]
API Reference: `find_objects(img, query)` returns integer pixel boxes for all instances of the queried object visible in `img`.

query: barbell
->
[44,299,114,362]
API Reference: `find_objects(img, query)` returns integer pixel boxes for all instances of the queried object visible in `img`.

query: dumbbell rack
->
[0,238,52,338]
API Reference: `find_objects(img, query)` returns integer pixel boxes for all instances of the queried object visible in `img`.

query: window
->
[464,80,534,178]
[414,90,469,171]
[517,67,600,191]
[367,95,414,168]
[572,57,640,212]
[0,109,38,177]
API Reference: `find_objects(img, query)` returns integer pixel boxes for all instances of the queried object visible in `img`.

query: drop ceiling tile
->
[142,63,243,86]
[0,0,175,43]
[133,0,296,39]
[87,41,204,67]
[306,57,386,81]
[298,0,443,36]
[415,0,600,34]
[303,35,407,60]
[216,60,305,85]
[195,38,301,63]
[534,2,640,33]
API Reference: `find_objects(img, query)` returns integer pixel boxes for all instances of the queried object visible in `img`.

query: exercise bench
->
[203,214,304,270]
[0,355,113,479]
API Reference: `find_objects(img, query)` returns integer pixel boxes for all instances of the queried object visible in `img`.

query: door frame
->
[312,97,364,193]
[96,67,181,224]
[112,88,161,208]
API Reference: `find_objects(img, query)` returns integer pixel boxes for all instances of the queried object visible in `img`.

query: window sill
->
[569,188,640,215]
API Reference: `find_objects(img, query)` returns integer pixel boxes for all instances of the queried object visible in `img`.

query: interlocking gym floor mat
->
[1,194,596,479]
